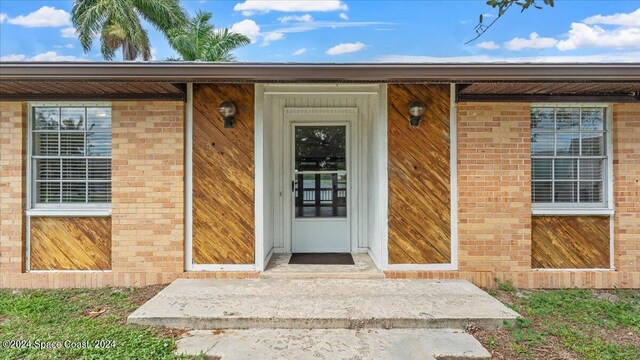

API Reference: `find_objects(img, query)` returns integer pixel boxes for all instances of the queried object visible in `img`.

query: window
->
[531,106,609,208]
[31,104,111,207]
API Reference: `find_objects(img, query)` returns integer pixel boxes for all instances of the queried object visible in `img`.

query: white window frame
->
[530,103,613,216]
[27,101,112,216]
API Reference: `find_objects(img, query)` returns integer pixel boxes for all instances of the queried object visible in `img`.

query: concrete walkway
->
[176,328,492,359]
[128,278,519,330]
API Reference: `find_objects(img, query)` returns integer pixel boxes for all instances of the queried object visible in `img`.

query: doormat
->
[289,253,355,265]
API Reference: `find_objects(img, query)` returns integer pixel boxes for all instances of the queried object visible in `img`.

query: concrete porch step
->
[128,278,519,330]
[176,328,491,360]
[260,254,384,279]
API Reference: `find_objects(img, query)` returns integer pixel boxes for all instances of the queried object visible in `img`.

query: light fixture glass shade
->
[408,101,426,127]
[218,101,236,118]
[408,101,426,117]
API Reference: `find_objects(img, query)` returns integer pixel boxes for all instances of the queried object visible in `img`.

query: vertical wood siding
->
[532,216,610,269]
[192,84,255,264]
[30,217,111,270]
[387,84,451,264]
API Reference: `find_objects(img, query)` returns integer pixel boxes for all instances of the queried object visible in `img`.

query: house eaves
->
[1,62,639,83]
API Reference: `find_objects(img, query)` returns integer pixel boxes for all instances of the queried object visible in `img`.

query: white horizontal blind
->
[531,107,607,207]
[32,106,111,205]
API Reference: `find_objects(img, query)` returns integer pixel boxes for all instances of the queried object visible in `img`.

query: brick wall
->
[457,103,532,273]
[0,100,256,288]
[0,102,26,282]
[2,99,639,289]
[110,101,185,282]
[387,102,640,289]
[614,103,640,273]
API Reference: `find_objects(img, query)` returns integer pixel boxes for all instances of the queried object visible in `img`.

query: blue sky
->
[1,1,639,62]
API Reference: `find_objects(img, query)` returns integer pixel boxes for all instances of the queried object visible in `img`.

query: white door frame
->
[283,108,359,253]
[289,121,351,253]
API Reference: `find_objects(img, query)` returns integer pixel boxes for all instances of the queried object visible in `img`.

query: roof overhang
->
[1,62,640,82]
[1,62,638,102]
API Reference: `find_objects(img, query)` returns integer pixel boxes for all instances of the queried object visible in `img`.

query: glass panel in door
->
[294,126,347,219]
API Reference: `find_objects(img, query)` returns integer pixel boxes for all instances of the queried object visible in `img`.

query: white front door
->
[291,124,350,252]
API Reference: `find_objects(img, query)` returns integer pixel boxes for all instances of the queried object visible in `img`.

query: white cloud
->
[504,32,557,51]
[230,19,261,43]
[476,41,500,50]
[234,0,347,15]
[482,13,496,18]
[0,54,28,61]
[339,13,349,20]
[30,51,84,61]
[293,48,308,55]
[6,6,70,27]
[0,13,7,23]
[270,20,388,36]
[376,52,640,63]
[61,27,77,38]
[583,8,640,27]
[556,22,640,51]
[278,14,313,23]
[1,51,85,62]
[230,19,287,46]
[326,42,365,55]
[54,44,75,49]
[262,32,285,46]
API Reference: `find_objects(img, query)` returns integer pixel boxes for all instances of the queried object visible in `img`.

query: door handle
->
[291,180,295,192]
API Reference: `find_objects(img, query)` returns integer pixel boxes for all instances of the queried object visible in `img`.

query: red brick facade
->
[613,103,640,274]
[457,103,532,273]
[387,102,640,289]
[0,101,257,288]
[0,102,27,282]
[1,99,639,288]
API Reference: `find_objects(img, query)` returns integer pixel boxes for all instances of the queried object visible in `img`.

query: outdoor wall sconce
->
[219,101,237,128]
[408,101,426,127]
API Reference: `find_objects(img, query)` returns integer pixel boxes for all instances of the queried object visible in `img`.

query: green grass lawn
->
[0,286,198,360]
[1,284,638,359]
[476,280,640,359]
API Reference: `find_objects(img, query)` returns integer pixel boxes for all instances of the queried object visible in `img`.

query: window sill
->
[532,208,614,216]
[26,208,111,217]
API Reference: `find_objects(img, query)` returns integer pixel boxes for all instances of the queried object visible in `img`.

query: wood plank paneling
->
[532,216,610,269]
[388,84,451,264]
[0,81,183,95]
[30,217,111,270]
[193,84,255,264]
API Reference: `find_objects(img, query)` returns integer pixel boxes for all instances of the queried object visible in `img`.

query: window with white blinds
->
[531,106,608,208]
[31,106,111,206]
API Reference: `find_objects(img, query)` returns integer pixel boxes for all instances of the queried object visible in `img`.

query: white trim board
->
[260,84,384,263]
[184,83,260,272]
[283,108,359,254]
[381,83,459,271]
[376,84,389,271]
[25,101,114,272]
[529,102,615,271]
[184,83,194,271]
[254,83,266,271]
[449,83,459,271]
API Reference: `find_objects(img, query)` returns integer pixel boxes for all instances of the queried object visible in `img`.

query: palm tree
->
[72,0,188,61]
[168,11,250,62]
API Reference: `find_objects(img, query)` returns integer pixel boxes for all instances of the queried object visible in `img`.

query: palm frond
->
[72,0,187,61]
[72,0,109,52]
[133,0,188,32]
[168,10,250,62]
